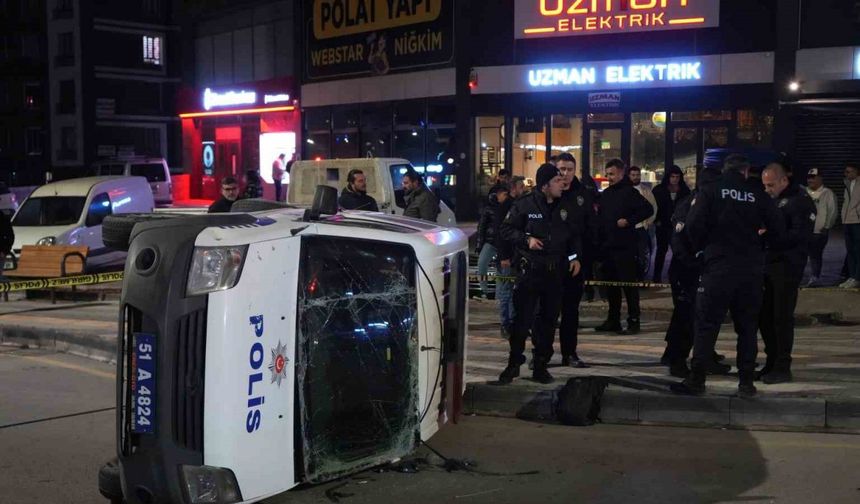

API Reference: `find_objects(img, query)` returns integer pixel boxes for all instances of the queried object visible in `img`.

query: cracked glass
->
[297,236,419,483]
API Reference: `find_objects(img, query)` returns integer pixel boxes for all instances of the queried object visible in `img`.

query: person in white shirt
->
[804,168,838,286]
[841,165,860,288]
[628,166,658,280]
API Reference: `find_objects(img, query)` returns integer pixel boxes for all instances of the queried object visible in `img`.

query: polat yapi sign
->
[306,0,454,80]
[515,0,720,39]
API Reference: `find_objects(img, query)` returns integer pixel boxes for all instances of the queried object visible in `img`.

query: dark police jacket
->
[208,197,235,213]
[562,177,598,260]
[500,191,582,268]
[339,187,379,212]
[766,183,816,275]
[595,179,653,253]
[686,171,785,267]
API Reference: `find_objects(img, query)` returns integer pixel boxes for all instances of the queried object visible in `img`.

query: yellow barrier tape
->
[0,271,124,293]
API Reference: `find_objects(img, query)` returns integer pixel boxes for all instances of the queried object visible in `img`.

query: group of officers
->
[495,153,816,398]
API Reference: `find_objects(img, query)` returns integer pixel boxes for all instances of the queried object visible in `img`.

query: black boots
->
[594,320,623,332]
[670,373,706,396]
[762,370,793,384]
[498,355,526,385]
[532,360,554,384]
[620,319,640,335]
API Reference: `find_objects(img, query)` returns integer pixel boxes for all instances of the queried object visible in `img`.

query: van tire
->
[103,213,187,251]
[230,198,290,213]
[98,458,124,503]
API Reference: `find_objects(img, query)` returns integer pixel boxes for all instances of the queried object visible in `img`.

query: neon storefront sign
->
[528,60,703,88]
[515,0,720,39]
[203,88,257,110]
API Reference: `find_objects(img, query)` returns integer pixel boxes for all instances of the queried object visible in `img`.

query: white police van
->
[99,187,468,504]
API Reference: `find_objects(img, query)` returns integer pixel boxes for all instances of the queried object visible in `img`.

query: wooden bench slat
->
[7,245,90,279]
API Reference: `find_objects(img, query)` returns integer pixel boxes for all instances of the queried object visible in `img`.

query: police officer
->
[758,162,816,384]
[556,153,597,368]
[660,167,730,378]
[499,164,582,384]
[671,155,784,398]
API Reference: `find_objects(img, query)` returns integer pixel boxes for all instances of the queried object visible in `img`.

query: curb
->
[463,381,860,433]
[0,321,117,364]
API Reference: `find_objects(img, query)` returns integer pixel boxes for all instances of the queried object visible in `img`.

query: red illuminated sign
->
[515,0,720,39]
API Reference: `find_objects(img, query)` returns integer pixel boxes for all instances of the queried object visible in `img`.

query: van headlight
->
[37,236,56,246]
[180,465,242,504]
[186,246,247,296]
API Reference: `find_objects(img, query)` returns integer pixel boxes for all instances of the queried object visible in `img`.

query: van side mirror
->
[394,189,406,209]
[303,185,339,221]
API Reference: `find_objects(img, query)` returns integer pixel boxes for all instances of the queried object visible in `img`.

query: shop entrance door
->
[586,125,627,189]
[670,122,730,187]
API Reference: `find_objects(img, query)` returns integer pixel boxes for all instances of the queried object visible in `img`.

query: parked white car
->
[91,157,173,206]
[287,158,456,226]
[99,187,468,504]
[11,176,155,269]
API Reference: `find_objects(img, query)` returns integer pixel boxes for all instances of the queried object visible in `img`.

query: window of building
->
[393,129,424,167]
[513,116,546,184]
[736,110,774,148]
[25,128,43,156]
[671,110,731,122]
[142,0,162,17]
[58,79,75,113]
[24,82,42,109]
[332,107,359,130]
[56,31,73,66]
[142,35,163,66]
[53,0,73,19]
[586,112,624,123]
[630,112,667,182]
[59,126,77,159]
[332,132,358,158]
[550,115,583,170]
[1,34,22,60]
[305,133,331,160]
[331,106,359,158]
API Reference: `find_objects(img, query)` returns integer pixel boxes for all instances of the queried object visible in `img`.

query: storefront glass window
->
[395,101,426,128]
[306,108,331,131]
[428,99,455,127]
[361,131,389,158]
[704,126,729,150]
[736,110,774,148]
[477,116,505,194]
[671,110,731,122]
[427,127,456,210]
[586,113,624,123]
[589,128,622,189]
[332,107,359,130]
[332,132,358,158]
[631,112,666,184]
[550,115,583,170]
[513,116,546,186]
[306,133,331,160]
[361,104,392,130]
[393,129,424,167]
[673,128,699,188]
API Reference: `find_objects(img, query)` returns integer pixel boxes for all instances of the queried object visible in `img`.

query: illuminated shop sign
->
[203,88,257,110]
[515,0,720,39]
[528,59,705,89]
[264,93,291,104]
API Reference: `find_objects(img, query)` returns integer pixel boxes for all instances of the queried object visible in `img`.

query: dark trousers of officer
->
[692,263,763,382]
[511,260,564,366]
[604,250,641,323]
[664,261,698,365]
[274,180,283,201]
[807,232,828,279]
[760,261,803,373]
[559,273,585,359]
[653,225,672,282]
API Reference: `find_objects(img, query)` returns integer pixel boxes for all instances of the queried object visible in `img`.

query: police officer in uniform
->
[660,168,731,378]
[758,162,816,384]
[499,164,582,384]
[672,155,784,398]
[556,153,597,368]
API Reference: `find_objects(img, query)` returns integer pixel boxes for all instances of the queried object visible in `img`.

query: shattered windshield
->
[297,236,419,482]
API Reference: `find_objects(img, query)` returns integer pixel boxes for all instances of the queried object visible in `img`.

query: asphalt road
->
[2,346,860,504]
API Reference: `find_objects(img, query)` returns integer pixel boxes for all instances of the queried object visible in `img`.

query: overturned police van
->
[98,187,468,504]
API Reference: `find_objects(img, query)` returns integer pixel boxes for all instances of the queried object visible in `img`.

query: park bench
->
[4,245,89,303]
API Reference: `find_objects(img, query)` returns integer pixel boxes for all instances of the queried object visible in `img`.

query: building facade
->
[0,0,50,186]
[297,0,860,220]
[178,0,301,200]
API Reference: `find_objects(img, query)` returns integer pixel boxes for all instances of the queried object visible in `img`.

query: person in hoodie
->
[757,162,816,384]
[652,165,691,283]
[495,176,526,339]
[593,159,654,335]
[804,168,837,286]
[339,169,379,211]
[475,183,508,300]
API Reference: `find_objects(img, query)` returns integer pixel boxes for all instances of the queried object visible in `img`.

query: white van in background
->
[91,157,173,206]
[11,176,155,269]
[287,158,456,226]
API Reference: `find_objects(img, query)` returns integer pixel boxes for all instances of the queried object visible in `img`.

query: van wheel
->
[98,458,124,503]
[230,198,290,213]
[103,213,187,251]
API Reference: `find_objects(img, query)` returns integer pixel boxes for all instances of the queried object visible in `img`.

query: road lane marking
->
[0,353,114,379]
